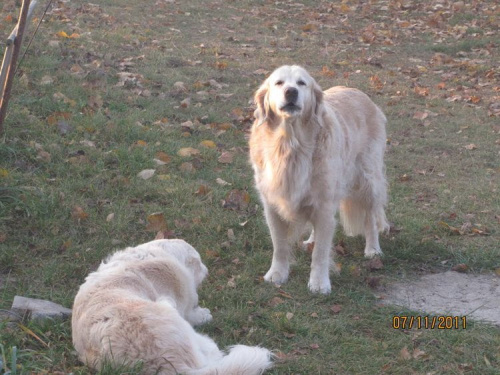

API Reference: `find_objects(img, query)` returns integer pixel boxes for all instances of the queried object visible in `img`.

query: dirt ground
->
[381,271,500,326]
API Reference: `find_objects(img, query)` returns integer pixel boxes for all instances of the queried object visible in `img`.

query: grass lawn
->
[1,0,499,373]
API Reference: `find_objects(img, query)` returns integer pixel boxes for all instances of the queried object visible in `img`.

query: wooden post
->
[0,0,32,134]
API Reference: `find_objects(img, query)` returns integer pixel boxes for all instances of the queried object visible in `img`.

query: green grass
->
[1,0,499,374]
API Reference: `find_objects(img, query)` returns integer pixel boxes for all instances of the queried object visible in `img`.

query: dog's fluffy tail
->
[339,199,389,236]
[189,345,272,375]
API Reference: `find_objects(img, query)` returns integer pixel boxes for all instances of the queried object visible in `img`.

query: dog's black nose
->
[284,87,298,103]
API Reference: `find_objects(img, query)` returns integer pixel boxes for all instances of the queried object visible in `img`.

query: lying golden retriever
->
[249,65,389,294]
[72,239,272,374]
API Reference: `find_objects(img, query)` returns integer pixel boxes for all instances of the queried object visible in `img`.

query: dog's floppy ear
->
[313,81,324,116]
[254,80,274,125]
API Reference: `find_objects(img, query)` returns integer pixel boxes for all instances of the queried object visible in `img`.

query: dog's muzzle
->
[281,87,301,113]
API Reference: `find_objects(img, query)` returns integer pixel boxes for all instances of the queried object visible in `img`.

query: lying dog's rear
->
[72,239,272,375]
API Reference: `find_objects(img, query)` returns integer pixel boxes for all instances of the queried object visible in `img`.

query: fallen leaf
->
[173,81,187,92]
[56,30,69,38]
[412,348,427,359]
[253,68,269,76]
[71,206,89,222]
[205,249,220,259]
[146,212,168,232]
[399,174,411,182]
[321,66,336,77]
[286,312,294,320]
[135,140,148,147]
[451,263,468,273]
[137,169,155,180]
[180,97,191,108]
[40,75,53,85]
[464,144,477,150]
[413,111,429,120]
[106,213,115,222]
[414,86,429,96]
[177,147,200,157]
[215,61,228,70]
[227,276,236,288]
[438,221,461,235]
[200,140,216,149]
[194,185,210,196]
[155,230,176,240]
[227,229,236,241]
[400,346,411,360]
[37,150,51,163]
[155,151,171,164]
[268,297,284,307]
[218,151,234,164]
[366,258,384,271]
[216,178,231,186]
[222,189,250,211]
[366,276,382,289]
[179,162,194,173]
[330,304,342,314]
[309,343,320,350]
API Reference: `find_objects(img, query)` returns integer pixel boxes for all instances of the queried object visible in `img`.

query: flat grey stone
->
[381,271,500,326]
[11,296,72,322]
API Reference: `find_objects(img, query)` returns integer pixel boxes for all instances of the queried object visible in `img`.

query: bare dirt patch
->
[382,271,500,326]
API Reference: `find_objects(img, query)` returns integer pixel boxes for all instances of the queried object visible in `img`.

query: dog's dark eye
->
[297,80,306,86]
[275,80,284,86]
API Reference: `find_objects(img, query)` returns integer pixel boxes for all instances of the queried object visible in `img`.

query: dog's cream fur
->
[72,239,272,374]
[249,65,389,294]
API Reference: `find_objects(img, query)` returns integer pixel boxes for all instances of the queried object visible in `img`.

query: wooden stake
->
[0,0,32,134]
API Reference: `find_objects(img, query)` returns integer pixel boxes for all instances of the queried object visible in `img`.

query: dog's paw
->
[364,246,383,259]
[264,267,289,285]
[188,306,212,326]
[308,273,331,294]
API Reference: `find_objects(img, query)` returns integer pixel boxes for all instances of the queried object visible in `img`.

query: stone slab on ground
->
[11,296,72,322]
[381,271,500,326]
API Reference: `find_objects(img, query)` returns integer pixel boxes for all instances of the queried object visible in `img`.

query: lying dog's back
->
[72,239,272,375]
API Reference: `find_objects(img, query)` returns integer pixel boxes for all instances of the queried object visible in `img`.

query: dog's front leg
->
[308,207,337,294]
[263,203,291,285]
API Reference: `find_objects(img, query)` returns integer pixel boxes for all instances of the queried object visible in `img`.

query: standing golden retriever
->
[249,65,389,294]
[72,239,272,374]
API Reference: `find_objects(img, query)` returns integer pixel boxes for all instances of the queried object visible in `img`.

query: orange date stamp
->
[392,315,466,329]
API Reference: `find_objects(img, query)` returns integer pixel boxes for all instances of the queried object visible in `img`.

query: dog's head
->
[254,65,323,125]
[102,239,209,287]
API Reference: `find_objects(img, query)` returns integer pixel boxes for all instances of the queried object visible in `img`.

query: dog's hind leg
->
[263,203,292,285]
[361,174,389,258]
[302,226,314,250]
[363,208,384,258]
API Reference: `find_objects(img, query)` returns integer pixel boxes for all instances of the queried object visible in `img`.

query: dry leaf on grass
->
[366,257,384,271]
[216,178,231,186]
[200,140,216,149]
[137,169,155,180]
[330,304,342,314]
[218,151,234,164]
[194,185,210,196]
[146,212,168,232]
[177,147,200,157]
[222,189,250,211]
[71,206,89,222]
[400,346,411,360]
